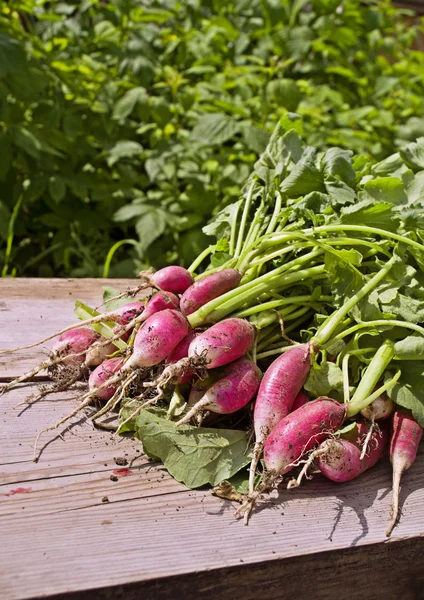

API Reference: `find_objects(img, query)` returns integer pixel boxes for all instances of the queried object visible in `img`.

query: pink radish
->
[386,410,423,536]
[316,421,389,483]
[188,318,255,369]
[176,358,261,426]
[165,331,198,384]
[248,343,311,493]
[140,291,179,320]
[123,309,190,370]
[291,389,310,412]
[89,357,125,401]
[151,266,194,294]
[180,269,241,316]
[85,329,131,367]
[264,397,346,476]
[52,328,98,364]
[361,389,394,421]
[113,301,146,325]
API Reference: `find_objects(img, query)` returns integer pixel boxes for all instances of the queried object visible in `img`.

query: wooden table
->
[2,279,424,600]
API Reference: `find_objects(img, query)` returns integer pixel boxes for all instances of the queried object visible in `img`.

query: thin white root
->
[33,370,127,461]
[287,447,327,489]
[248,441,264,496]
[94,269,155,310]
[116,387,166,433]
[13,369,85,409]
[175,397,211,427]
[90,371,138,421]
[1,351,87,396]
[360,419,376,461]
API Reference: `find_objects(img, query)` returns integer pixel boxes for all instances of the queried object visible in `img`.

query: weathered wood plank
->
[2,382,424,600]
[0,278,139,378]
[2,279,424,600]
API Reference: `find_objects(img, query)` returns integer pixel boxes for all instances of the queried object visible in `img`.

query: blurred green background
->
[2,0,424,278]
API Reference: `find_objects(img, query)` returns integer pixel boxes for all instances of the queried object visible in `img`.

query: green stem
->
[346,339,395,417]
[332,320,424,342]
[103,239,139,278]
[190,260,325,327]
[265,191,282,235]
[312,224,424,254]
[229,201,241,256]
[2,194,23,277]
[312,255,397,347]
[234,180,255,258]
[188,245,214,274]
[234,295,332,318]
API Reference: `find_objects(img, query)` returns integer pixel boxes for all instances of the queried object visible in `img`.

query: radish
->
[139,291,179,319]
[123,309,190,370]
[180,269,241,316]
[52,328,98,365]
[291,389,310,412]
[263,397,346,476]
[165,331,198,384]
[176,358,261,426]
[89,357,125,401]
[248,343,311,494]
[386,410,423,536]
[361,390,394,421]
[188,318,255,369]
[316,421,389,483]
[85,329,131,367]
[151,266,194,294]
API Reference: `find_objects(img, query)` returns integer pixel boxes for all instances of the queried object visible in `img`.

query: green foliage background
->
[1,0,424,277]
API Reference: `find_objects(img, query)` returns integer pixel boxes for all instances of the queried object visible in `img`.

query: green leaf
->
[304,361,344,397]
[394,336,424,361]
[339,199,400,232]
[135,206,167,253]
[113,87,147,120]
[363,177,408,206]
[191,113,240,146]
[134,409,251,488]
[48,176,66,203]
[387,363,424,427]
[280,147,325,198]
[321,148,356,186]
[400,138,424,172]
[107,141,143,167]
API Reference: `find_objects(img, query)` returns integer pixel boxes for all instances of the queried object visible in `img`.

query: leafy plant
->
[1,0,424,277]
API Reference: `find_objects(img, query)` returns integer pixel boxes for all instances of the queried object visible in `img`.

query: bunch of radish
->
[3,124,424,537]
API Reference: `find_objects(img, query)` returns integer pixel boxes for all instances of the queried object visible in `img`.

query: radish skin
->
[52,328,98,365]
[291,389,310,412]
[249,344,311,493]
[317,421,389,483]
[123,309,190,370]
[176,358,261,426]
[165,331,198,384]
[89,357,125,401]
[151,266,194,294]
[386,410,423,536]
[361,390,394,421]
[188,318,255,369]
[264,397,346,476]
[180,269,241,316]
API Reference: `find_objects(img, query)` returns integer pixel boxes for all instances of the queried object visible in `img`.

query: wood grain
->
[0,278,139,378]
[1,279,424,600]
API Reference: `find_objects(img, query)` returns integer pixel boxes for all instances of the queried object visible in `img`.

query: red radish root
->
[386,410,423,536]
[249,343,311,494]
[180,269,241,316]
[176,358,261,426]
[151,266,194,294]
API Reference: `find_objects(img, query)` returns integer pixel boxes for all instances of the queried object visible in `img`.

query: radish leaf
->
[134,409,251,488]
